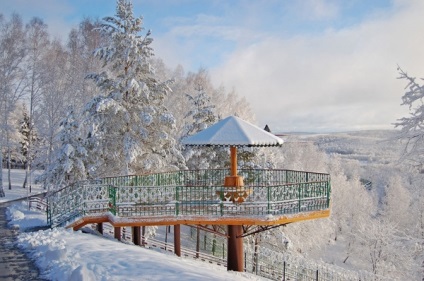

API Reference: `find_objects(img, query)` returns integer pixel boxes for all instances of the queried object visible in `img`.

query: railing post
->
[108,185,116,215]
[176,186,179,216]
[46,197,51,226]
[267,186,271,214]
[82,183,87,216]
[220,186,224,216]
[298,183,302,213]
[326,181,330,208]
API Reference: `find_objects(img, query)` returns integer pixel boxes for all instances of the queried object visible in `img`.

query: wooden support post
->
[132,226,141,246]
[230,146,237,176]
[114,227,121,241]
[227,225,244,272]
[96,222,103,235]
[174,224,181,257]
[224,146,244,187]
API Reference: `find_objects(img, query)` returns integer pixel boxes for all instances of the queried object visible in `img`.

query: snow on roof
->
[182,116,284,147]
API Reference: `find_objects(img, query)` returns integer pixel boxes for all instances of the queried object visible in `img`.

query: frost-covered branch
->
[394,66,424,165]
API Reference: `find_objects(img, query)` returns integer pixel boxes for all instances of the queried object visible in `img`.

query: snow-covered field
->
[2,169,265,281]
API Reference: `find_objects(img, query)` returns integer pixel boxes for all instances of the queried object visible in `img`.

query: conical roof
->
[182,116,283,147]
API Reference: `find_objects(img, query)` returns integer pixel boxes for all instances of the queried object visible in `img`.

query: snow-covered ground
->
[0,168,44,203]
[2,169,265,281]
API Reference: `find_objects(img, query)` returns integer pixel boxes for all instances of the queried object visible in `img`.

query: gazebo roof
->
[182,115,284,147]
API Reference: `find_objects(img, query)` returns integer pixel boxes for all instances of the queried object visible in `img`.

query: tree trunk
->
[0,142,4,197]
[7,146,11,190]
[22,166,28,189]
[5,112,11,190]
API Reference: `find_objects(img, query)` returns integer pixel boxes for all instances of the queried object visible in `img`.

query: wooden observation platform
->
[47,168,331,271]
[46,116,331,272]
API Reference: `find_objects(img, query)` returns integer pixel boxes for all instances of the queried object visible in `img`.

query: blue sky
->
[3,0,424,132]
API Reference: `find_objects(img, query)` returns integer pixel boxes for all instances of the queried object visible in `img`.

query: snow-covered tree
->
[0,13,28,194]
[37,108,87,191]
[35,39,71,170]
[182,86,218,169]
[18,104,38,188]
[23,17,49,189]
[356,217,417,279]
[395,67,424,167]
[83,0,183,177]
[66,18,104,111]
[381,174,411,228]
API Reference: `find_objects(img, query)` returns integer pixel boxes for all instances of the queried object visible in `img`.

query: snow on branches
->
[37,108,87,190]
[83,0,183,177]
[395,67,424,166]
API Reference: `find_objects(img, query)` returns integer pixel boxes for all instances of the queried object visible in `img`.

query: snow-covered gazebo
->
[182,115,283,199]
[182,115,283,272]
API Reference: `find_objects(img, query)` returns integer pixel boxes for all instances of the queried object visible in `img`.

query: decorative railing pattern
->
[47,169,331,227]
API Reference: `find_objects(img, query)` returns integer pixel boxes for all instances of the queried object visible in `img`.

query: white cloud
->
[210,0,424,132]
[3,0,422,132]
[290,0,340,21]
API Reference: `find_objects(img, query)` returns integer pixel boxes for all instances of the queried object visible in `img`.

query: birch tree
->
[66,18,103,111]
[0,13,27,195]
[22,17,49,189]
[36,39,70,172]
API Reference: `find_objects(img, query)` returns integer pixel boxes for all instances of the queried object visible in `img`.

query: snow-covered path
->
[0,201,45,281]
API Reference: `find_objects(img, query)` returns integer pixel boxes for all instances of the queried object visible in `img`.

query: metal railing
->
[47,169,331,227]
[244,247,385,281]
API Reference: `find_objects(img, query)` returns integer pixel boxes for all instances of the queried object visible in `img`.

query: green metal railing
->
[47,169,331,227]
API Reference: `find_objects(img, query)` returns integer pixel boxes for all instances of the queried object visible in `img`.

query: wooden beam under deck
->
[68,209,330,231]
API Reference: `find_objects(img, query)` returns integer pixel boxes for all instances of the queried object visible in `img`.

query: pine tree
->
[37,107,87,190]
[83,0,183,177]
[19,105,38,188]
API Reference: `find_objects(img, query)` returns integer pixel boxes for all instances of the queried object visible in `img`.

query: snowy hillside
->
[264,129,421,280]
[311,130,400,165]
